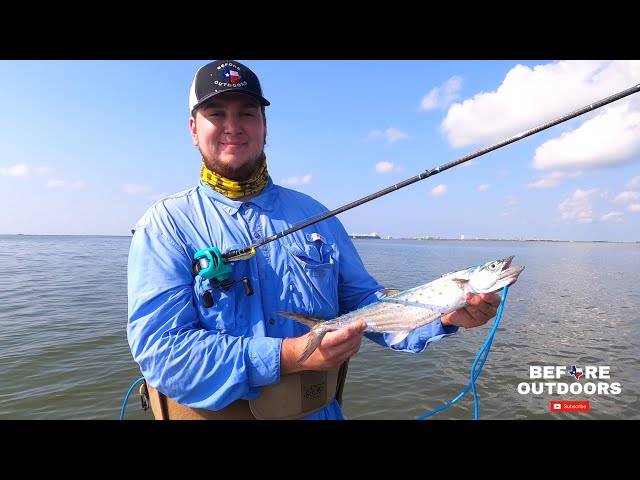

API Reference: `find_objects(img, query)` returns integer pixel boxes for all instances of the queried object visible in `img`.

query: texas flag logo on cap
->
[219,65,241,84]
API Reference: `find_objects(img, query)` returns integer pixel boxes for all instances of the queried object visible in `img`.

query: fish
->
[277,255,525,364]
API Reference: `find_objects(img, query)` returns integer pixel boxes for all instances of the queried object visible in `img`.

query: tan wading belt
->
[144,361,349,420]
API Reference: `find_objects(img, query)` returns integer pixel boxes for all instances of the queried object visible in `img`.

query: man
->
[126,60,501,420]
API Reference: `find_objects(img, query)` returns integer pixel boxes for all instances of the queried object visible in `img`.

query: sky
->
[0,59,639,242]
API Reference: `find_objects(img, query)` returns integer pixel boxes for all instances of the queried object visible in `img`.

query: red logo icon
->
[550,401,590,412]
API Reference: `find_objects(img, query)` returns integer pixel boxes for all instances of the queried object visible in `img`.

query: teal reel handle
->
[193,247,233,281]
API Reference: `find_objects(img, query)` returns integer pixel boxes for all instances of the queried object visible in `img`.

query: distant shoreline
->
[2,233,132,238]
[1,233,638,244]
[353,237,640,244]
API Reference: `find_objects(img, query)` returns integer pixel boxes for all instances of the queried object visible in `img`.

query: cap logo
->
[214,62,248,90]
[219,64,241,84]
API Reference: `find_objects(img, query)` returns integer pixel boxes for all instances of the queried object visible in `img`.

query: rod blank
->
[222,83,640,261]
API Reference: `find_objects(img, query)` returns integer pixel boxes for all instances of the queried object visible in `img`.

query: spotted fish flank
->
[277,256,525,364]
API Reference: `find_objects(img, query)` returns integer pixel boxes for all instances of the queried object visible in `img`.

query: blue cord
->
[120,288,510,421]
[416,285,510,420]
[119,376,146,420]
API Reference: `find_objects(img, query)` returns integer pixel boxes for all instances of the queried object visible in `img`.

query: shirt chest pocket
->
[285,233,339,318]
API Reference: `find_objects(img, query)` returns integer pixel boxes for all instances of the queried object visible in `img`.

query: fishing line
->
[222,84,640,261]
[121,286,510,420]
[415,284,510,420]
[120,376,145,420]
[125,84,639,419]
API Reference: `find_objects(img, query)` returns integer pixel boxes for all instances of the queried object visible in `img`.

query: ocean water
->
[0,235,637,420]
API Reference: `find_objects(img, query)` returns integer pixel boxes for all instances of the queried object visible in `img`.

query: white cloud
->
[557,188,600,224]
[500,195,518,217]
[430,184,447,197]
[626,176,640,188]
[531,102,640,170]
[627,203,640,212]
[600,211,624,222]
[612,190,640,204]
[0,164,30,176]
[440,61,640,174]
[504,195,517,207]
[45,179,86,190]
[477,184,491,192]
[0,163,51,177]
[375,161,403,173]
[281,174,312,186]
[527,170,582,189]
[368,127,409,143]
[45,179,65,189]
[420,76,463,111]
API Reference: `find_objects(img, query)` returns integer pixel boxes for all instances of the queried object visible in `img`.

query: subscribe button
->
[550,400,590,412]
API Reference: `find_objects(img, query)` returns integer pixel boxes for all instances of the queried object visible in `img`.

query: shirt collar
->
[198,177,277,215]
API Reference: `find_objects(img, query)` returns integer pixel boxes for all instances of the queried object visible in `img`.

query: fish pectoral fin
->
[379,288,404,298]
[275,311,322,329]
[388,331,412,346]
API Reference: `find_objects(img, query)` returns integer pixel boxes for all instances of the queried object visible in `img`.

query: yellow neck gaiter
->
[200,153,269,199]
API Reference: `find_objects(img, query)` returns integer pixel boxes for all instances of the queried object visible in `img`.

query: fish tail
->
[275,311,330,364]
[297,324,329,365]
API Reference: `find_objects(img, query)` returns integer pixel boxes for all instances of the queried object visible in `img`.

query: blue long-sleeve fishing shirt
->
[127,178,458,420]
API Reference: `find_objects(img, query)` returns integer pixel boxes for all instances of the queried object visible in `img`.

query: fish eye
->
[488,261,499,271]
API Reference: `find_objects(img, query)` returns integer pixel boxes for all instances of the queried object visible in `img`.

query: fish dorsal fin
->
[452,278,469,289]
[380,288,404,298]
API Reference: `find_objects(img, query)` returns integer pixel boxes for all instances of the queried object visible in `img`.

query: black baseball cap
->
[189,60,270,114]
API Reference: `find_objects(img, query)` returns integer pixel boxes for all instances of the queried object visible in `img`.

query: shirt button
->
[254,232,261,239]
[269,318,275,325]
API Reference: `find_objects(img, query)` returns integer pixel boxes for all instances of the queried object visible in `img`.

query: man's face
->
[190,92,267,181]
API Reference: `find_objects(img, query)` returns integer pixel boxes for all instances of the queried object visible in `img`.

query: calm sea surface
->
[0,235,638,420]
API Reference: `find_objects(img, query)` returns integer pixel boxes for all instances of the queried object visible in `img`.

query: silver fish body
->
[278,255,525,364]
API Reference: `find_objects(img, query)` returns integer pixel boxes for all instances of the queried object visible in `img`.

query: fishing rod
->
[194,83,640,283]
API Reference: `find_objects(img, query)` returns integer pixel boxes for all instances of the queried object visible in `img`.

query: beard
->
[200,149,265,182]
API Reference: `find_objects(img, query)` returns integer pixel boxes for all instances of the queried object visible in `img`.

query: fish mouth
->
[498,255,525,285]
